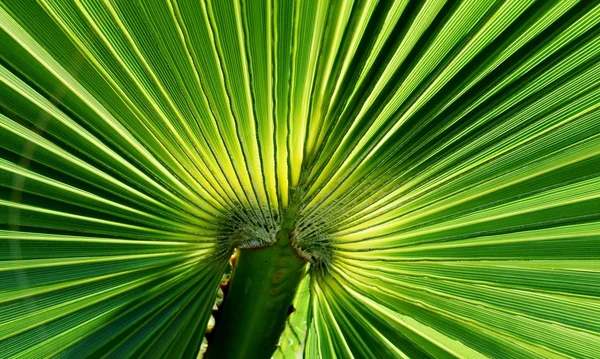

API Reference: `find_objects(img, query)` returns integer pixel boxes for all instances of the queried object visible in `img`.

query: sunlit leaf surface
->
[1,0,600,357]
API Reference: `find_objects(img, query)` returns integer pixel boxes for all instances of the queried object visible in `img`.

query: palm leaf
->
[1,0,600,358]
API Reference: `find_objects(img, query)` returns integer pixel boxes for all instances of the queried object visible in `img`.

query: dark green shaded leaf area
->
[1,0,600,358]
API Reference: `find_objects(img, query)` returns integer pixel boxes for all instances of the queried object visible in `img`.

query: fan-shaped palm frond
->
[1,0,600,358]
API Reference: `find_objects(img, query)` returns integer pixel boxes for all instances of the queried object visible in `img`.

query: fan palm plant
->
[1,0,600,358]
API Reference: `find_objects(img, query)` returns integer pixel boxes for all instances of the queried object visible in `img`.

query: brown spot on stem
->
[273,270,284,284]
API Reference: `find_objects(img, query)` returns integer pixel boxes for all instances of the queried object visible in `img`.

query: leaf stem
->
[205,191,307,359]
